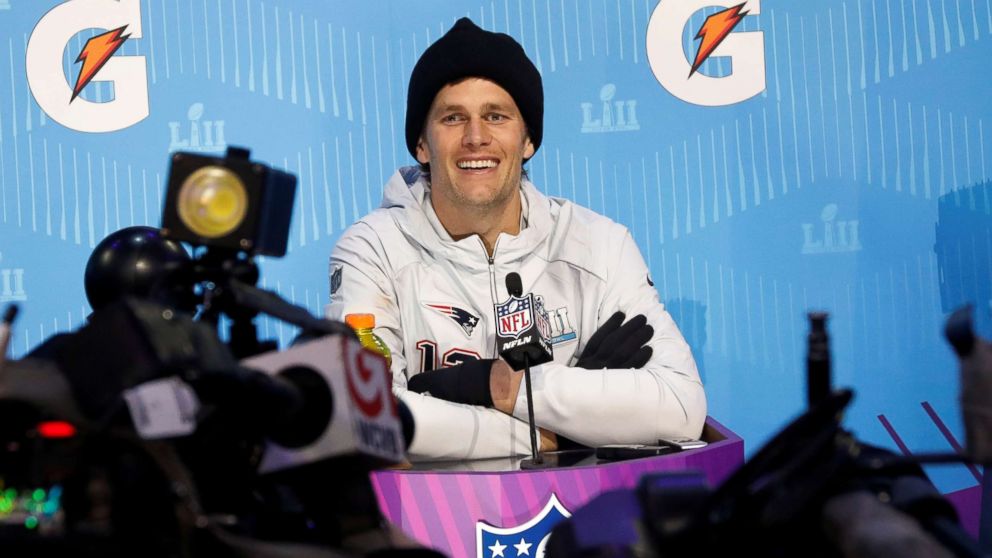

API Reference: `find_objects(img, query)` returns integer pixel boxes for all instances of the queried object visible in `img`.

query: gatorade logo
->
[26,0,149,132]
[646,0,766,106]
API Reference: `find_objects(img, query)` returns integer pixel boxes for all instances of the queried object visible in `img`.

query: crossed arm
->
[411,311,656,414]
[329,229,706,460]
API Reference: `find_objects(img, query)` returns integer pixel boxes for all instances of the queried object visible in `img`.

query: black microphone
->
[945,306,992,464]
[495,272,553,468]
[495,273,553,369]
[191,364,333,450]
[55,297,408,471]
[506,272,523,297]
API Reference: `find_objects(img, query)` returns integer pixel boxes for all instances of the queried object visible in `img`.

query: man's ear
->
[522,136,535,160]
[416,136,431,165]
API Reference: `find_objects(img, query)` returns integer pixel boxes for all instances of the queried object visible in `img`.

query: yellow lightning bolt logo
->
[70,25,130,103]
[689,3,749,78]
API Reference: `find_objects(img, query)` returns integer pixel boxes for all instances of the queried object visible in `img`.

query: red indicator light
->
[37,421,76,439]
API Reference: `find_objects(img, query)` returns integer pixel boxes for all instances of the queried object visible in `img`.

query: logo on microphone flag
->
[495,295,534,339]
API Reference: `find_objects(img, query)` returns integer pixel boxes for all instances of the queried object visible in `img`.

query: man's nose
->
[462,117,491,147]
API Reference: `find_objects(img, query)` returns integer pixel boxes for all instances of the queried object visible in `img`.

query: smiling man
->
[417,77,534,256]
[327,18,705,461]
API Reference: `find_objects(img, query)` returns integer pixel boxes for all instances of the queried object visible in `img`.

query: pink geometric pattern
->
[371,418,744,558]
[878,403,984,537]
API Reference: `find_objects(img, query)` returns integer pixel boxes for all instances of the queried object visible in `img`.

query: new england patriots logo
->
[477,494,571,558]
[424,303,480,337]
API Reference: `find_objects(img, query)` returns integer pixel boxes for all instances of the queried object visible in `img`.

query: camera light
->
[162,148,297,256]
[176,166,248,238]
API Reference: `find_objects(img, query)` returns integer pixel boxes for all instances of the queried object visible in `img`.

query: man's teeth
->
[457,160,497,169]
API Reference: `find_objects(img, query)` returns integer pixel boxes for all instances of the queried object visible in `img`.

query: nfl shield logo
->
[330,265,343,295]
[532,296,553,341]
[495,295,534,339]
[476,494,571,558]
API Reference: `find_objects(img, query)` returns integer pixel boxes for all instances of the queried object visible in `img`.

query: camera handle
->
[190,248,355,358]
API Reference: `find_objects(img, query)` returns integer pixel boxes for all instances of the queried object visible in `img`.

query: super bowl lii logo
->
[0,253,27,303]
[801,204,862,255]
[168,103,226,153]
[580,84,639,133]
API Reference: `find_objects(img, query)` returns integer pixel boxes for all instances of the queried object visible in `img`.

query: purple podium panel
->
[370,418,743,558]
[945,484,981,538]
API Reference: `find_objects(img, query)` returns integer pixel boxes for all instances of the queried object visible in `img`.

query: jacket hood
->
[376,167,555,271]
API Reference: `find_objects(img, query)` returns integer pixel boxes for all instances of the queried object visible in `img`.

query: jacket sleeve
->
[510,229,707,447]
[327,224,536,460]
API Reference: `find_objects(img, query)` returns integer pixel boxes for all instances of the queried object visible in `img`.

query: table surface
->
[395,418,739,473]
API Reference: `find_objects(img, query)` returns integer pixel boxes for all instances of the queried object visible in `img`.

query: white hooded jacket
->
[327,167,706,461]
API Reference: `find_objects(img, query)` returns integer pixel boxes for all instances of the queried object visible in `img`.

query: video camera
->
[0,148,426,557]
[546,312,990,558]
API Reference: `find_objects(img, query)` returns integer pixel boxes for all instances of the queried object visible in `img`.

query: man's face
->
[416,78,535,213]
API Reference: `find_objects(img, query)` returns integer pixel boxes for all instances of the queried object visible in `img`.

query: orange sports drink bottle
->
[344,313,392,370]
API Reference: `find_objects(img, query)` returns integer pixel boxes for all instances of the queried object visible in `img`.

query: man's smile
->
[456,157,499,171]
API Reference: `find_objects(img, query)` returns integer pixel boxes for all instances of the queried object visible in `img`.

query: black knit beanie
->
[405,17,543,161]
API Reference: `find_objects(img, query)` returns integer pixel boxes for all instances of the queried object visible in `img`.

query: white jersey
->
[327,167,705,461]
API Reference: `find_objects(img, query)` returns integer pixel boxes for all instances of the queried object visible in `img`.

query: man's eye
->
[486,113,508,122]
[441,114,464,123]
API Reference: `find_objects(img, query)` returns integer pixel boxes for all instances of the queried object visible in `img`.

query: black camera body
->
[0,148,425,557]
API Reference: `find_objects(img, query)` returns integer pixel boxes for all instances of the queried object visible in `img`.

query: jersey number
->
[415,340,481,372]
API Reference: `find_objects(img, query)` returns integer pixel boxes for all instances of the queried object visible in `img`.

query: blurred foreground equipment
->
[547,312,987,557]
[0,148,433,557]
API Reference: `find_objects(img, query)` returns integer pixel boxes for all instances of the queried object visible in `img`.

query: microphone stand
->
[522,353,542,465]
[519,352,590,470]
[520,351,594,470]
[0,304,17,371]
[500,273,593,470]
[806,312,831,408]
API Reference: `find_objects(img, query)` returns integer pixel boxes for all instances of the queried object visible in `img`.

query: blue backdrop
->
[2,0,991,496]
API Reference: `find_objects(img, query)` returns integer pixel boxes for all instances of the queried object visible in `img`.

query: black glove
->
[406,358,498,407]
[575,311,653,369]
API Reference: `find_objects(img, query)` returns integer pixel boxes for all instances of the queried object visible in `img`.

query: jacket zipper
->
[485,237,500,359]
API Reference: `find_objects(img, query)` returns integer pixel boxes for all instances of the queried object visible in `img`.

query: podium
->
[370,418,743,558]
